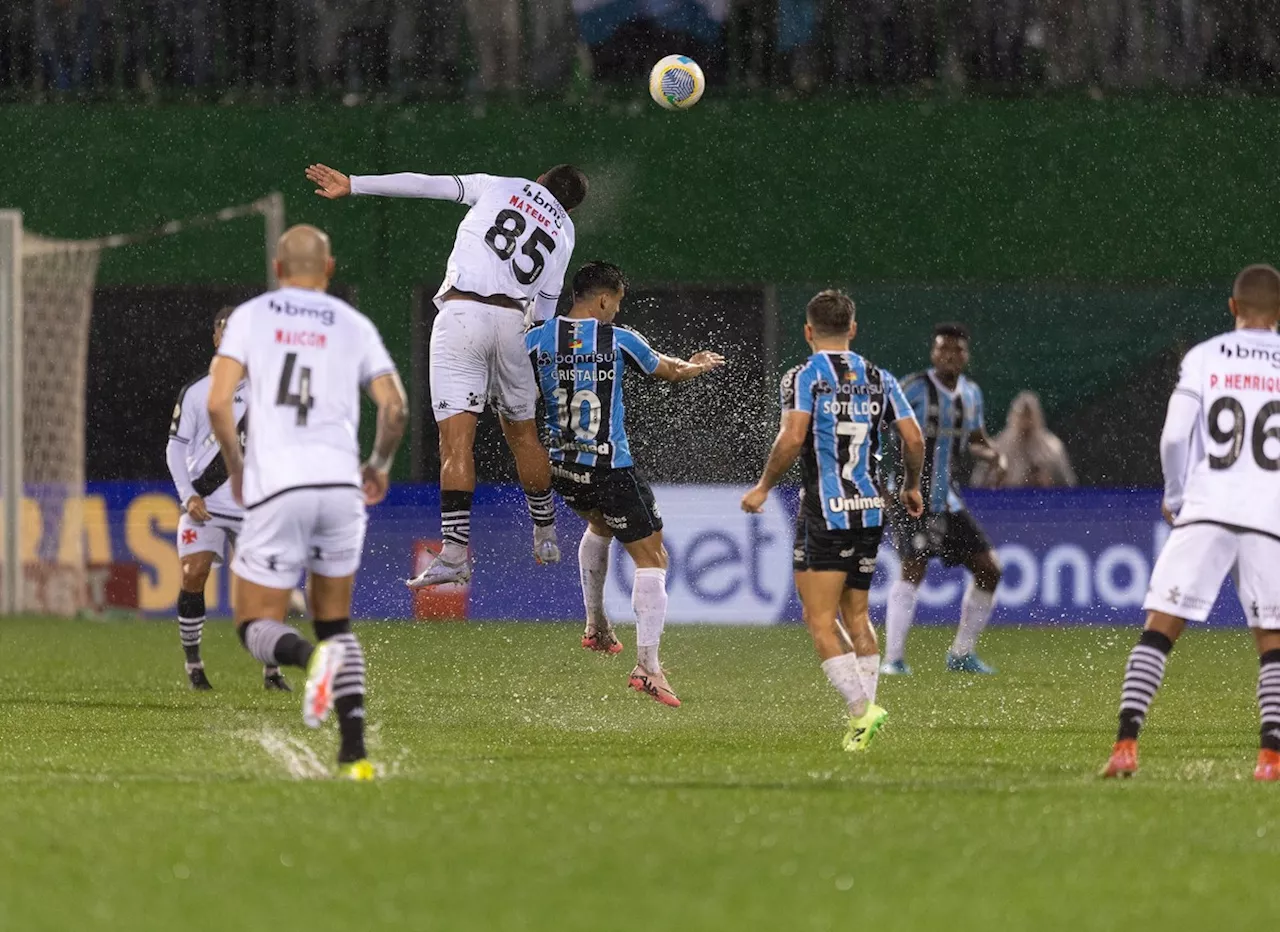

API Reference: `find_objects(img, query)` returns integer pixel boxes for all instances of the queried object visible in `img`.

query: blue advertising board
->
[82,482,1249,627]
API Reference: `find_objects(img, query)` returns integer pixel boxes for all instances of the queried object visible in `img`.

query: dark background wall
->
[2,99,1272,483]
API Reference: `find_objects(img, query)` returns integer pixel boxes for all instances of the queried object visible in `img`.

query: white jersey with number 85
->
[1169,329,1280,533]
[217,286,397,508]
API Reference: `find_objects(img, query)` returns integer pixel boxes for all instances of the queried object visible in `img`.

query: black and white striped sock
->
[1117,630,1173,741]
[177,590,205,665]
[1258,650,1280,751]
[441,490,473,553]
[525,489,555,528]
[239,619,314,669]
[315,620,367,763]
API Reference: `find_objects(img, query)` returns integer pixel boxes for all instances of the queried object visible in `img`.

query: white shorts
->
[232,486,368,590]
[429,299,537,423]
[177,511,242,562]
[1144,522,1280,626]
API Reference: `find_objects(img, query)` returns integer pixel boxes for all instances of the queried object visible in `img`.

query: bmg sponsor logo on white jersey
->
[1220,342,1280,368]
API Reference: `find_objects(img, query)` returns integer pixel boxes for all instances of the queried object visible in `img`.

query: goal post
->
[0,210,22,615]
[0,196,284,616]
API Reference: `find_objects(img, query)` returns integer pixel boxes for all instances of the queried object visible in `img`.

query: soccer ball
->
[649,55,705,111]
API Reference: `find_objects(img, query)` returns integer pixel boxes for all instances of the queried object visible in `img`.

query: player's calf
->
[1100,622,1177,777]
[178,588,212,689]
[313,619,368,764]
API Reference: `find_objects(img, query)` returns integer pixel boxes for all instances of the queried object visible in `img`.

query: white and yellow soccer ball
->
[648,55,705,110]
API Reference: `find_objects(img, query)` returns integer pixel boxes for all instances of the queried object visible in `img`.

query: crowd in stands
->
[4,0,1280,98]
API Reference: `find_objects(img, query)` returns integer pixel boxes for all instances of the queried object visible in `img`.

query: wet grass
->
[0,617,1274,931]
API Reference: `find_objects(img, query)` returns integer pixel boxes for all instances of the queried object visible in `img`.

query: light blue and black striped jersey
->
[526,316,662,469]
[899,369,985,513]
[781,351,915,530]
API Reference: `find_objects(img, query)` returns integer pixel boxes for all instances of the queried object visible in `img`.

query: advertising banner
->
[79,482,1249,627]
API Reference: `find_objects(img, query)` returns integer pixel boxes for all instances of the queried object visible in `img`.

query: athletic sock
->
[856,654,881,708]
[822,653,868,717]
[440,490,473,563]
[525,488,555,528]
[884,580,919,664]
[1259,649,1280,751]
[633,567,668,674]
[177,590,205,665]
[239,619,314,669]
[316,620,367,764]
[951,583,996,656]
[578,529,611,627]
[1117,629,1174,741]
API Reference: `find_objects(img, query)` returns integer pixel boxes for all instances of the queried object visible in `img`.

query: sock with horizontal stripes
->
[1259,649,1280,751]
[315,619,367,763]
[525,488,555,528]
[239,619,314,669]
[440,490,472,564]
[177,589,205,666]
[1117,629,1173,742]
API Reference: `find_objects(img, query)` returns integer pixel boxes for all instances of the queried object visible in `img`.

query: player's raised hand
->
[362,463,390,506]
[306,164,351,199]
[900,487,924,519]
[741,485,768,514]
[185,495,211,522]
[690,350,726,373]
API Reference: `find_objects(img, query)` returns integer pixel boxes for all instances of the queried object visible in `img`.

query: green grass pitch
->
[1,617,1278,931]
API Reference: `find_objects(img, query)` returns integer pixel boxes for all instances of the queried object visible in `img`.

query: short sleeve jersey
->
[526,317,661,470]
[900,370,985,513]
[432,175,576,315]
[168,373,248,514]
[217,286,397,507]
[1170,330,1280,533]
[781,351,916,530]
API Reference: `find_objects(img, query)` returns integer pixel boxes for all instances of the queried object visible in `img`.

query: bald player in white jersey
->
[1102,263,1280,782]
[305,161,589,588]
[208,224,408,781]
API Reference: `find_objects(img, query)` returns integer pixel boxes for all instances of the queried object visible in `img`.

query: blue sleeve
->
[780,363,816,414]
[882,371,915,422]
[617,328,661,375]
[900,375,926,421]
[968,384,985,433]
[524,327,539,356]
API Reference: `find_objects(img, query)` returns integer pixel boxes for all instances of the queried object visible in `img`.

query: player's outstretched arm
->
[361,372,409,506]
[207,356,247,505]
[653,351,725,382]
[742,411,809,513]
[967,427,1007,482]
[895,417,926,518]
[307,164,477,203]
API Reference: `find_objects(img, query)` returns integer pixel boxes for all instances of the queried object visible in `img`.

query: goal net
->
[0,197,284,615]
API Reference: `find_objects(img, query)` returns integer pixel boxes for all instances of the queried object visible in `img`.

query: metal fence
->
[3,0,1280,99]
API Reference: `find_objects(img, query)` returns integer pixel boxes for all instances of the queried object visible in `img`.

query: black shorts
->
[792,515,885,591]
[550,462,663,545]
[891,507,993,567]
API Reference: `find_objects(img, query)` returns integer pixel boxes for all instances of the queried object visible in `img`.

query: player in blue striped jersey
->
[742,290,924,752]
[884,322,1008,676]
[527,261,724,707]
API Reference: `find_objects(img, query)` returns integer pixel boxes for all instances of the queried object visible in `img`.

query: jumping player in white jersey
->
[208,225,408,781]
[1102,264,1280,782]
[305,161,588,588]
[166,306,290,692]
